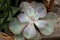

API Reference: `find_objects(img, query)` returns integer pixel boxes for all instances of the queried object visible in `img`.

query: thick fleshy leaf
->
[14,35,25,40]
[9,18,27,35]
[23,24,37,39]
[28,31,41,40]
[17,13,31,23]
[19,2,30,9]
[31,1,37,9]
[44,12,57,20]
[40,21,55,36]
[34,20,46,29]
[43,12,57,26]
[19,2,31,13]
[25,6,35,19]
[31,2,47,18]
[35,3,47,18]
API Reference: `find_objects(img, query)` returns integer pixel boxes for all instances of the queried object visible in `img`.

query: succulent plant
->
[9,1,57,40]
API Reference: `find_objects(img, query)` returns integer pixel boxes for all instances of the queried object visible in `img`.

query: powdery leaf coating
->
[9,18,27,35]
[40,21,55,36]
[34,20,46,29]
[23,24,37,39]
[31,1,47,18]
[17,13,31,23]
[19,2,30,11]
[44,12,57,20]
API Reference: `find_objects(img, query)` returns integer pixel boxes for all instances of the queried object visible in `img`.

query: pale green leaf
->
[23,24,37,39]
[17,14,31,23]
[40,21,55,36]
[44,12,57,20]
[9,18,27,35]
[34,20,46,29]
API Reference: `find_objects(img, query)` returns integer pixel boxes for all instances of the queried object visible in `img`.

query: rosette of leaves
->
[0,0,20,34]
[9,1,57,40]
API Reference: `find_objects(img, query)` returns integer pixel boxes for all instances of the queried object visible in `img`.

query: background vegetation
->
[0,0,21,34]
